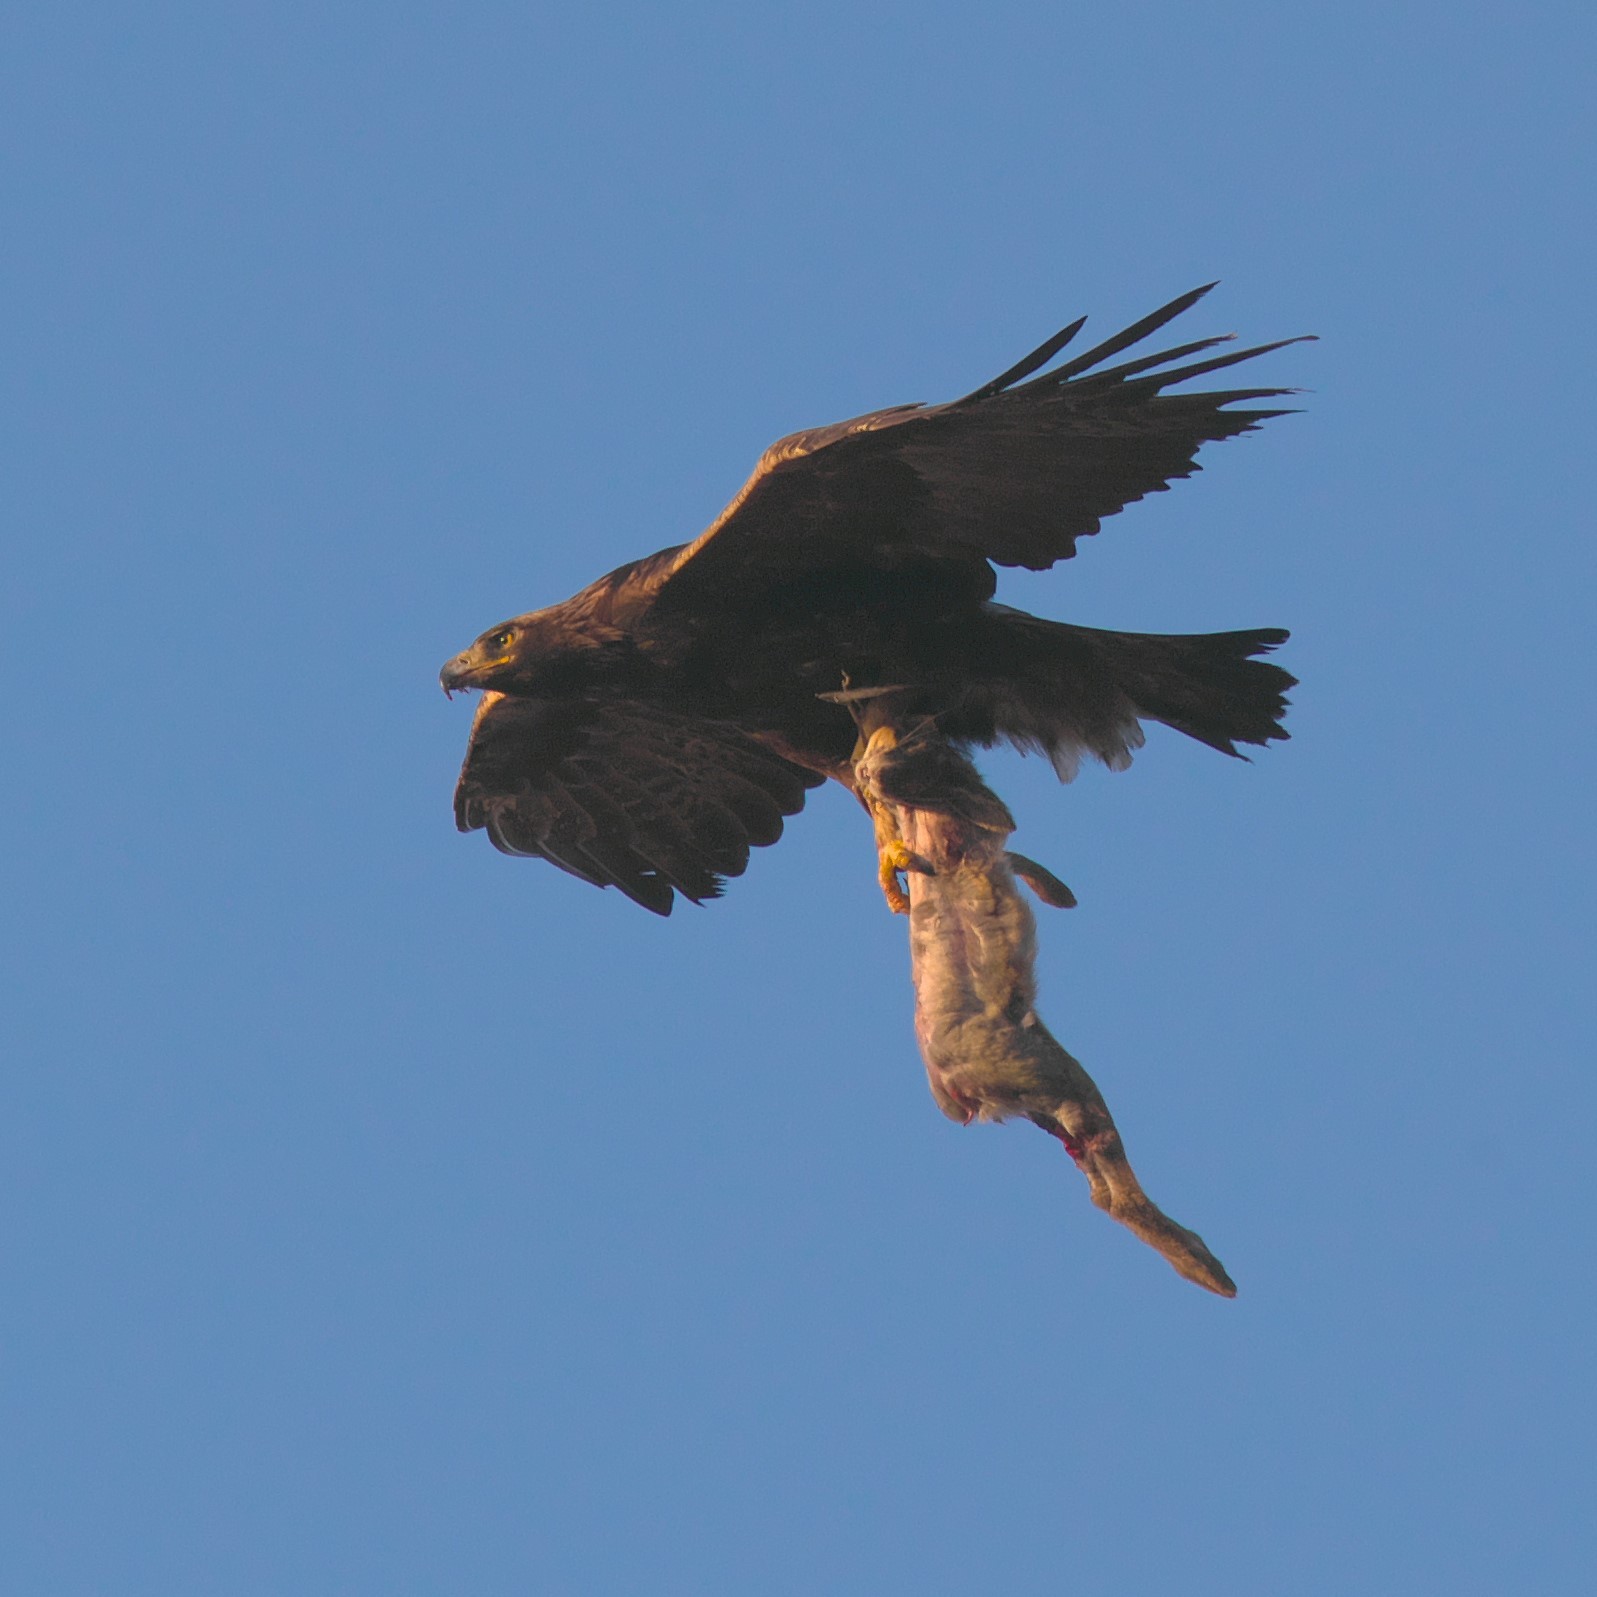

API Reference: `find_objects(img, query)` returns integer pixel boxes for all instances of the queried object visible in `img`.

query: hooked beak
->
[439,653,477,697]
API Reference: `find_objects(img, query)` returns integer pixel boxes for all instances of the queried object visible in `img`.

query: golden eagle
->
[441,285,1304,915]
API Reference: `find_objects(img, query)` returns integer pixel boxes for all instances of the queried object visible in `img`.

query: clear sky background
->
[5,3,1594,1592]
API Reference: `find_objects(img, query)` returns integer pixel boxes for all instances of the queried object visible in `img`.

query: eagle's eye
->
[488,630,514,652]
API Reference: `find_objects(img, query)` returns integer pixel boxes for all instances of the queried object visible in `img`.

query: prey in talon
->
[836,687,1077,914]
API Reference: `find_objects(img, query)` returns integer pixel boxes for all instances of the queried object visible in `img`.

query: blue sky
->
[4,2,1594,1591]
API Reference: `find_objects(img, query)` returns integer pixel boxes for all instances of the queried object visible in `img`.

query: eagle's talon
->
[879,838,915,915]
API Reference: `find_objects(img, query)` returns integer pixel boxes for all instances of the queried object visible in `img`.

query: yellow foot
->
[878,838,914,915]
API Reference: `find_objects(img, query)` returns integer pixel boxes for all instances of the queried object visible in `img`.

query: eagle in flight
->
[441,285,1305,915]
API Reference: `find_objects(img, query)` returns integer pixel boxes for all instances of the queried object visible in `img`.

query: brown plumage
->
[441,284,1307,914]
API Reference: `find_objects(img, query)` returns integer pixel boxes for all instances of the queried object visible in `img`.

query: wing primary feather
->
[452,694,822,915]
[1124,335,1318,393]
[1158,385,1300,407]
[606,870,676,916]
[956,316,1087,404]
[1062,333,1237,389]
[1043,282,1220,381]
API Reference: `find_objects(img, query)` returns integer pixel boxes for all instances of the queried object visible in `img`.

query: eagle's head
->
[439,617,546,696]
[440,608,631,697]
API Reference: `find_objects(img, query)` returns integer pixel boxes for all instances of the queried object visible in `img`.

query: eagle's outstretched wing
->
[453,693,822,915]
[649,284,1310,609]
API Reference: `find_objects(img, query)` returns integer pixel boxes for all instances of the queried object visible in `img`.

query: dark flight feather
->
[649,290,1310,601]
[455,694,821,915]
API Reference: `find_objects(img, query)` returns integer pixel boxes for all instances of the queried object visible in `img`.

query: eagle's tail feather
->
[967,609,1295,779]
[1101,623,1294,757]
